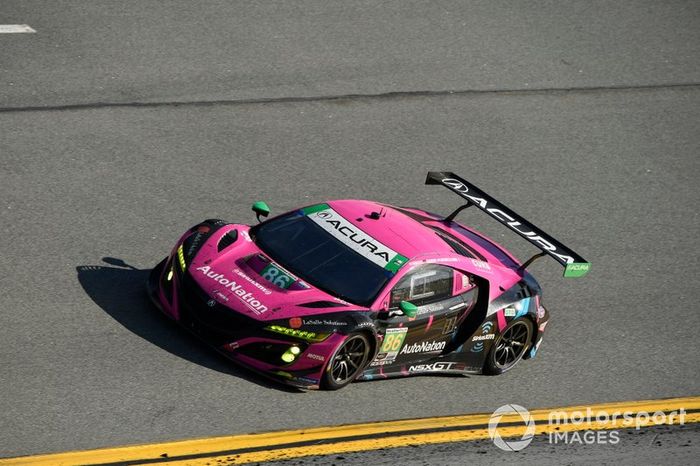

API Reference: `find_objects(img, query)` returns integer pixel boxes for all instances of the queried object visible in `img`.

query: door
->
[371,264,476,367]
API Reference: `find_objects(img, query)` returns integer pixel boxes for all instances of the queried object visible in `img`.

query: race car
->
[147,172,589,390]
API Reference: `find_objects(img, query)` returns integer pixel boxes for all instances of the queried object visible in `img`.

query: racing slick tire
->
[321,333,371,390]
[483,318,534,375]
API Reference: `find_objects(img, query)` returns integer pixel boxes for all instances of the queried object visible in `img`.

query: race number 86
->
[380,329,407,352]
[261,264,295,289]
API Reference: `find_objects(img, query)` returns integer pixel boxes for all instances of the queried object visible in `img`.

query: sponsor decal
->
[232,268,273,295]
[295,376,319,385]
[471,258,491,270]
[196,265,268,314]
[370,352,389,366]
[223,342,239,351]
[305,205,408,272]
[504,307,516,317]
[370,357,392,366]
[371,327,407,366]
[289,317,302,329]
[416,302,444,316]
[185,232,204,258]
[399,340,446,355]
[425,257,459,263]
[303,319,348,326]
[206,299,216,307]
[471,321,494,353]
[564,262,591,278]
[408,361,464,372]
[472,333,496,341]
[306,353,325,362]
[443,316,458,335]
[214,291,229,302]
[441,178,577,265]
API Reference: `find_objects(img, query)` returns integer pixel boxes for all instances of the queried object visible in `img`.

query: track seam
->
[1,82,699,113]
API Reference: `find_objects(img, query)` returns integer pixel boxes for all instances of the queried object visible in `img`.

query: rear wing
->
[426,171,590,278]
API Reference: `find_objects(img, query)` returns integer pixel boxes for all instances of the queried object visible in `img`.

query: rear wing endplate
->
[426,171,590,278]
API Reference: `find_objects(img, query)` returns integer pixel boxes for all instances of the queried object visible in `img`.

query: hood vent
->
[217,230,238,252]
[298,301,347,308]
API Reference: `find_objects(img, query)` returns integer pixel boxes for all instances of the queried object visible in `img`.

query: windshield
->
[251,212,392,306]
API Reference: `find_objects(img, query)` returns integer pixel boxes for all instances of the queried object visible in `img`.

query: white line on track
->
[0,24,36,33]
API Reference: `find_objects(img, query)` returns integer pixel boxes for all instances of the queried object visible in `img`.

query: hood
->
[187,224,363,321]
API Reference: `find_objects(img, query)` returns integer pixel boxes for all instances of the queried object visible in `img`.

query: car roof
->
[326,200,454,260]
[325,200,521,269]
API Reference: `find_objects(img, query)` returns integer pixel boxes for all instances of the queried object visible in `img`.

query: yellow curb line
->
[2,396,698,465]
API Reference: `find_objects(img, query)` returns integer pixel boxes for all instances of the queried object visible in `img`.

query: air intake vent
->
[298,301,347,308]
[217,230,238,252]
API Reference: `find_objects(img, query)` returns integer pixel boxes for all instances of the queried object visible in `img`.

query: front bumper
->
[146,258,338,389]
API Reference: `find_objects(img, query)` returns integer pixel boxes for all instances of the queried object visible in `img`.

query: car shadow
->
[76,257,300,393]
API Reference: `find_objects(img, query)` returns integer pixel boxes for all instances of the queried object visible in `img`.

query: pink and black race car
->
[147,172,589,390]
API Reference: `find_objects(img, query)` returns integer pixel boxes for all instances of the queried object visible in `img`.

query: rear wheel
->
[321,333,371,390]
[484,318,533,375]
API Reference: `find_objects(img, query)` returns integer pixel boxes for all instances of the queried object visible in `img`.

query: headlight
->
[281,346,301,363]
[265,325,330,342]
[177,244,186,271]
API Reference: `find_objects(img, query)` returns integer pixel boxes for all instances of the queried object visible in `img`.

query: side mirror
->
[399,301,418,318]
[252,201,270,222]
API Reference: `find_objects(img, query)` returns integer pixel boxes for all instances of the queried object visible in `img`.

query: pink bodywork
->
[154,199,531,386]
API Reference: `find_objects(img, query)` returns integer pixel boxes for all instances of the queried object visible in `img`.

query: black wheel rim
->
[331,336,367,384]
[494,321,530,369]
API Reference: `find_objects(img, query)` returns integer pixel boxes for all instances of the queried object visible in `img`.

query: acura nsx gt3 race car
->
[147,172,589,390]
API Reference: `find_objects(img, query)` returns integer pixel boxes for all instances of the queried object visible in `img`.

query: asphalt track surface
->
[265,423,700,466]
[1,0,699,460]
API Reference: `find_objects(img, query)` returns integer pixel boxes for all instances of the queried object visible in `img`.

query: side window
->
[390,265,454,308]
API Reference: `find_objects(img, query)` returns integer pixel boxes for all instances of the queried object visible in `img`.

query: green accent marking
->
[301,203,330,215]
[385,253,409,273]
[564,262,591,278]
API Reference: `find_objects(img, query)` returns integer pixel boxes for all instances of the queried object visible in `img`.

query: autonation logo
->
[488,404,688,451]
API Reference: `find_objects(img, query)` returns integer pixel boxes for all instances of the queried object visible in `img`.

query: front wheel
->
[321,333,371,390]
[483,318,533,375]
